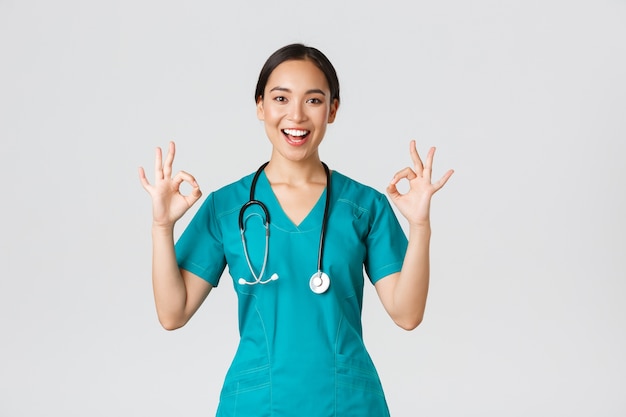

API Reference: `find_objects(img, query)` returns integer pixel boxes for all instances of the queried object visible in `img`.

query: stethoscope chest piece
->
[309,271,330,294]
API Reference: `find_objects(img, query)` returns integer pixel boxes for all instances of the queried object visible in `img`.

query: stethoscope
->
[237,161,332,294]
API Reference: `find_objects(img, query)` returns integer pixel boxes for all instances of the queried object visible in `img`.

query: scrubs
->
[176,170,408,417]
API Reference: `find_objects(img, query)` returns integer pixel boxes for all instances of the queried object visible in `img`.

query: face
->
[256,59,339,164]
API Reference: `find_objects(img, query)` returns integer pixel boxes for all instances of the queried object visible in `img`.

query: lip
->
[282,128,310,147]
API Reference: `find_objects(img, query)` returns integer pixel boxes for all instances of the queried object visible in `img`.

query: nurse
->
[139,43,453,416]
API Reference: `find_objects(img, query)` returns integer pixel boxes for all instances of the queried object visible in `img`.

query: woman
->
[139,43,453,416]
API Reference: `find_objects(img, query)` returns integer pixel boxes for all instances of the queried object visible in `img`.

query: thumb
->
[186,183,203,206]
[386,183,401,201]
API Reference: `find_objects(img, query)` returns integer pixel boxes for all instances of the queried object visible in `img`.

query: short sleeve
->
[175,193,227,286]
[364,194,408,284]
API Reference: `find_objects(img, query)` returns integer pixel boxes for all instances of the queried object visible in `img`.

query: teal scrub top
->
[176,169,408,417]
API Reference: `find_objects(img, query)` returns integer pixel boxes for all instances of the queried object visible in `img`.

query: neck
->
[264,155,327,186]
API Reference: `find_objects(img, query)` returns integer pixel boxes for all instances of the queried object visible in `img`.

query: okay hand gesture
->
[387,140,454,227]
[138,141,202,228]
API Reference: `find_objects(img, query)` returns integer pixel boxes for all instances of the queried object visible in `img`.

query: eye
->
[306,97,323,104]
[273,96,287,103]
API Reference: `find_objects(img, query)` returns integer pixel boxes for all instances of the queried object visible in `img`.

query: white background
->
[1,0,625,416]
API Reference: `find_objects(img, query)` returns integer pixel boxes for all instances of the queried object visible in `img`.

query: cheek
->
[261,104,283,122]
[315,107,333,124]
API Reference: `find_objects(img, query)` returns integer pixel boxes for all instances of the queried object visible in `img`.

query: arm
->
[375,140,453,330]
[150,225,212,330]
[139,141,212,330]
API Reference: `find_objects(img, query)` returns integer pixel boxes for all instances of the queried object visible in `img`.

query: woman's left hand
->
[386,140,454,226]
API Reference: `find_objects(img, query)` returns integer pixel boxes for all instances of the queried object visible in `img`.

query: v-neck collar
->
[256,170,329,232]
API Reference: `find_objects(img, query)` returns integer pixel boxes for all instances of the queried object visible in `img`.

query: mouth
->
[282,128,310,145]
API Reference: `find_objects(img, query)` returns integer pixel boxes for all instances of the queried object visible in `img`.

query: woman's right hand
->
[138,141,202,228]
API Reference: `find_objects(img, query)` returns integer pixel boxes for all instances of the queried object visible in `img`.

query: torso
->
[175,170,408,416]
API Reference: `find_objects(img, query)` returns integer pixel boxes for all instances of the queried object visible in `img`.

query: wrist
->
[408,221,431,235]
[152,223,175,235]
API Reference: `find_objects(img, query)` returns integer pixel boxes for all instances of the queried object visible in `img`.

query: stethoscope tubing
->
[238,161,331,291]
[238,161,271,231]
[317,162,331,274]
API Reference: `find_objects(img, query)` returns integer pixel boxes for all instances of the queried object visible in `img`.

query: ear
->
[327,99,339,124]
[256,96,265,121]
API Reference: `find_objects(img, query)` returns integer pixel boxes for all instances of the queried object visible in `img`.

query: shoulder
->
[200,171,256,217]
[330,171,402,236]
[331,170,389,208]
[213,172,254,198]
[331,171,395,226]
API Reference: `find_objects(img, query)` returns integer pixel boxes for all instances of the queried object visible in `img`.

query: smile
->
[282,128,310,138]
[282,128,310,145]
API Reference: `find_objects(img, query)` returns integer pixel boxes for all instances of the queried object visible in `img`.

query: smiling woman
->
[257,58,339,167]
[138,43,453,416]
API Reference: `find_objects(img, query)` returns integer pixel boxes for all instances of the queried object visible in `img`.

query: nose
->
[287,101,306,122]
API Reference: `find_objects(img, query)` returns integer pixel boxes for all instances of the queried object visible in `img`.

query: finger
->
[154,146,164,180]
[174,171,202,206]
[433,169,454,191]
[173,171,200,192]
[163,141,176,178]
[409,140,424,172]
[422,147,436,180]
[389,167,418,185]
[138,167,152,191]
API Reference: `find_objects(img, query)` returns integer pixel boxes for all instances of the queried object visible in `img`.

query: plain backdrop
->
[1,0,625,416]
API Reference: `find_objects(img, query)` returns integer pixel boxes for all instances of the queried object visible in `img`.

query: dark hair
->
[254,43,340,104]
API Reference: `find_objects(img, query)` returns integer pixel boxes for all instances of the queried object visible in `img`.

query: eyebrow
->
[269,86,326,96]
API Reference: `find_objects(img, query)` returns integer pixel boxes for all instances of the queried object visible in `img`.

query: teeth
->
[283,129,309,137]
